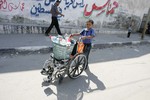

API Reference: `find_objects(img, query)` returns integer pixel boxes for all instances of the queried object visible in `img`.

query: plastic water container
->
[50,36,57,43]
[60,39,66,45]
[50,35,72,46]
[64,33,71,45]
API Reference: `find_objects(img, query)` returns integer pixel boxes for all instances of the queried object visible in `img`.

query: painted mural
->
[0,0,149,34]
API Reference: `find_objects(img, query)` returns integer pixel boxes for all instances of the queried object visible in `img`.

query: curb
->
[1,40,150,55]
[0,46,52,55]
[92,40,150,49]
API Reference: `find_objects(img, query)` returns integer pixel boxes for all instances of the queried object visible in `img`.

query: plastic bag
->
[77,41,84,53]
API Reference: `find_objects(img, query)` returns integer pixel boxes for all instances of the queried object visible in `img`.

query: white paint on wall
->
[117,0,150,18]
[0,0,149,29]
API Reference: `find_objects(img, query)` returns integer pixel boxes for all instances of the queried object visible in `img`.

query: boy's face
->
[86,22,93,29]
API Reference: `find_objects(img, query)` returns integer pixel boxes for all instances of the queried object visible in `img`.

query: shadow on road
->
[42,68,106,100]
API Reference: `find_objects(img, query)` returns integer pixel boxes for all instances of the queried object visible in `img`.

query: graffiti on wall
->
[44,0,55,6]
[30,3,51,16]
[30,0,54,16]
[30,0,119,18]
[63,0,84,10]
[84,0,119,17]
[63,0,119,17]
[0,0,24,12]
[30,0,62,18]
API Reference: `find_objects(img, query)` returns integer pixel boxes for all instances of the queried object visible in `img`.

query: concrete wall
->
[0,0,150,34]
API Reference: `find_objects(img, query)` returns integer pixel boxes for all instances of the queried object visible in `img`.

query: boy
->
[70,19,95,69]
[127,25,132,38]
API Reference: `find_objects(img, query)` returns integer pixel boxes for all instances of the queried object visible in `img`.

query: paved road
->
[0,44,150,100]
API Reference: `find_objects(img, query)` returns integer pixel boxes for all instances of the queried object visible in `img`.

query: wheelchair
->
[41,35,87,83]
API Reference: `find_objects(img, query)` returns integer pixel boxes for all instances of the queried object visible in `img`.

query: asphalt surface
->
[0,44,150,100]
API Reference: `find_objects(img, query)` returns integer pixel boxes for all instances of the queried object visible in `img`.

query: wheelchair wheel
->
[67,53,87,79]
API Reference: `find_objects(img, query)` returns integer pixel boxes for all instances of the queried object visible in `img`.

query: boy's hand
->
[61,14,64,17]
[81,36,86,40]
[69,34,73,38]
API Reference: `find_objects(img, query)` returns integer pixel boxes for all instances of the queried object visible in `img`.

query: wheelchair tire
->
[67,53,87,79]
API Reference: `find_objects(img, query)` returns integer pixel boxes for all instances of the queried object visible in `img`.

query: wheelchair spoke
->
[74,59,77,65]
[70,67,76,75]
[79,57,84,64]
[73,69,77,77]
[79,64,83,69]
[77,67,80,75]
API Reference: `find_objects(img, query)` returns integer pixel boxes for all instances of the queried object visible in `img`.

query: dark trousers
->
[71,43,92,66]
[45,17,62,35]
[127,32,131,38]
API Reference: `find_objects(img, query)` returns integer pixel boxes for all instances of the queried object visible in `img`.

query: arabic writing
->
[44,0,55,6]
[30,3,51,16]
[30,0,62,17]
[84,0,119,17]
[64,0,84,10]
[0,0,24,12]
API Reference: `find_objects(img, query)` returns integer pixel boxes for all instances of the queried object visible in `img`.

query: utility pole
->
[141,8,150,40]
